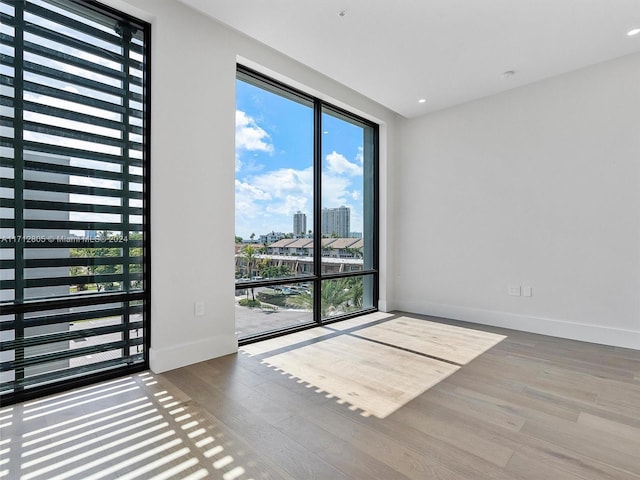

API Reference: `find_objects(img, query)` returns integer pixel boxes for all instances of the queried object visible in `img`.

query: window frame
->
[236,65,379,343]
[0,0,152,405]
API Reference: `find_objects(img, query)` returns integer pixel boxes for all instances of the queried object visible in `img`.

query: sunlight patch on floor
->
[0,373,255,480]
[257,316,506,418]
[355,316,507,365]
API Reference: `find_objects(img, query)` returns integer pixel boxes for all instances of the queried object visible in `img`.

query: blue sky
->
[235,79,365,239]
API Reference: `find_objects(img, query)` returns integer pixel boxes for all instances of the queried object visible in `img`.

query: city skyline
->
[235,78,365,239]
[237,206,361,243]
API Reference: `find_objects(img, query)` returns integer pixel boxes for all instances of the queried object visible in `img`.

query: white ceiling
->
[177,0,640,118]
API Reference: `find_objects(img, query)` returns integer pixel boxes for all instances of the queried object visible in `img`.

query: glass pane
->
[321,274,375,320]
[321,108,375,275]
[235,280,314,339]
[235,77,314,283]
[2,0,148,402]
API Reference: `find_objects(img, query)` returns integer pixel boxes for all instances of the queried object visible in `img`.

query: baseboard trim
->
[378,299,389,312]
[149,334,238,373]
[395,300,640,350]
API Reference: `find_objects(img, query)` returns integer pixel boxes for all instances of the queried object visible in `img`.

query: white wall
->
[101,0,398,372]
[395,53,640,349]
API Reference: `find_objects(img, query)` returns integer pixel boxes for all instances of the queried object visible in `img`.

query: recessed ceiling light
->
[338,10,347,17]
[418,98,427,103]
[628,28,640,36]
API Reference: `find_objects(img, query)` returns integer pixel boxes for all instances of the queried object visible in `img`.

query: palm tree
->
[241,245,256,277]
[241,245,257,300]
[346,276,363,308]
[321,279,351,316]
[287,279,351,317]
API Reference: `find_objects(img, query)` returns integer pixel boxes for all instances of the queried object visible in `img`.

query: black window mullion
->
[23,38,124,82]
[24,80,126,115]
[23,179,143,199]
[24,159,128,181]
[23,139,139,166]
[313,98,322,325]
[13,0,26,394]
[24,199,142,216]
[23,118,124,147]
[23,99,125,131]
[0,10,13,26]
[117,20,134,359]
[24,59,124,97]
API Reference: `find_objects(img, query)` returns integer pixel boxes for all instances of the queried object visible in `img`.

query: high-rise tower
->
[293,211,307,236]
[321,206,350,237]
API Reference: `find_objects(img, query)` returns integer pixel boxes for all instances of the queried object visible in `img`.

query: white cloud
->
[266,194,309,216]
[235,167,313,237]
[251,167,313,198]
[235,179,271,202]
[325,151,362,176]
[322,175,351,207]
[235,149,366,236]
[236,110,274,154]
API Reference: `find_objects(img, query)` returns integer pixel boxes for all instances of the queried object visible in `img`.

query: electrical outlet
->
[508,286,521,296]
[522,286,532,297]
[194,301,205,316]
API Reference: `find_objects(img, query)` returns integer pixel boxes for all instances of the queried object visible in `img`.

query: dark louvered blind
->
[0,0,150,403]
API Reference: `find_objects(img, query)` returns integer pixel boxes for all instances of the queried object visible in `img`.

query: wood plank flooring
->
[354,315,506,364]
[2,311,639,479]
[251,315,504,418]
[261,334,461,418]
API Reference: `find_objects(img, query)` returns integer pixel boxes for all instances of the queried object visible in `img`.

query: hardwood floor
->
[2,311,639,479]
[247,315,504,418]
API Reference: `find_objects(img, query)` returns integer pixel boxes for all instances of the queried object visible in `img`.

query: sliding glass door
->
[235,66,378,342]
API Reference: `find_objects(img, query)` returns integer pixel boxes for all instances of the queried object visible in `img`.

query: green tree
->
[287,278,352,317]
[235,235,243,243]
[129,232,143,289]
[345,276,363,308]
[70,231,125,291]
[240,244,258,300]
[259,264,291,279]
[241,244,257,277]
